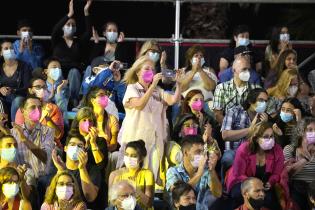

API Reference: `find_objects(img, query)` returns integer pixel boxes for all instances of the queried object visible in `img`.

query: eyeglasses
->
[32,85,47,90]
[183,123,198,128]
[57,182,74,187]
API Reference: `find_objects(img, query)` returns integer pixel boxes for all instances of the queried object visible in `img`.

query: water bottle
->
[225,141,231,151]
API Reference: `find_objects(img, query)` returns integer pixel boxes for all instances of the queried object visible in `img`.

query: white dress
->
[117,82,169,181]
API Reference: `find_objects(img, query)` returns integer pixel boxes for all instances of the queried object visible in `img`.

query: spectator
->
[117,56,183,188]
[109,140,154,210]
[82,87,119,152]
[51,0,93,108]
[235,177,269,210]
[273,98,305,148]
[284,117,315,210]
[226,122,285,210]
[52,131,101,206]
[172,181,197,210]
[15,77,64,148]
[0,167,32,210]
[181,45,217,101]
[106,180,143,210]
[0,40,32,121]
[0,99,9,138]
[166,135,221,209]
[212,56,260,125]
[219,25,262,73]
[219,46,262,85]
[264,49,297,89]
[13,19,44,69]
[41,171,86,210]
[264,26,292,71]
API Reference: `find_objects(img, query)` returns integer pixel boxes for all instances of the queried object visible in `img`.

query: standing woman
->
[0,40,32,121]
[0,167,32,210]
[118,55,183,187]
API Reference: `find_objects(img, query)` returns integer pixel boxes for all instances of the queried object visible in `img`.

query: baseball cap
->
[90,56,108,70]
[234,46,252,56]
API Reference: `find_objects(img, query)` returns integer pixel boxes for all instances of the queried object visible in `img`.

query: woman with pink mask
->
[117,56,183,190]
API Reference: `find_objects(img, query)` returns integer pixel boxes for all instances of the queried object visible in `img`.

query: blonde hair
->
[138,40,161,58]
[267,68,299,98]
[123,56,155,84]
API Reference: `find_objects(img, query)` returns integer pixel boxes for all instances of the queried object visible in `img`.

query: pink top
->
[15,103,64,148]
[226,141,288,195]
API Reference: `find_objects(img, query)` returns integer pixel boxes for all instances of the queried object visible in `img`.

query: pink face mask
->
[259,138,275,151]
[79,121,90,133]
[183,127,198,136]
[142,70,154,84]
[306,132,315,145]
[191,100,203,111]
[28,108,41,122]
[97,96,109,108]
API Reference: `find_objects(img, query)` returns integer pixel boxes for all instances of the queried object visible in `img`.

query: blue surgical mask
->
[191,57,205,67]
[148,52,160,62]
[238,38,250,46]
[63,26,76,37]
[67,145,80,161]
[49,68,62,81]
[0,148,17,162]
[2,49,16,60]
[106,32,118,43]
[280,111,293,123]
[255,101,267,113]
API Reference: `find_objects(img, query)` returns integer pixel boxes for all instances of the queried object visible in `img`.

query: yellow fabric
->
[97,114,119,147]
[112,168,155,210]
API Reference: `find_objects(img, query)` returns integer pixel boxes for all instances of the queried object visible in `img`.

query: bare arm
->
[198,68,216,91]
[222,128,250,142]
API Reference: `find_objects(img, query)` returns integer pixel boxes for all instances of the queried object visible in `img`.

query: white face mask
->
[280,33,290,42]
[56,185,74,201]
[191,57,205,67]
[148,52,160,63]
[106,31,118,43]
[2,49,16,60]
[288,85,298,97]
[121,195,137,210]
[239,70,250,82]
[190,154,202,168]
[21,31,31,41]
[49,68,62,81]
[63,25,76,37]
[2,183,19,199]
[124,156,139,169]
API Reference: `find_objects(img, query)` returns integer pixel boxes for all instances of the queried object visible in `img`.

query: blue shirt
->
[218,67,261,85]
[81,68,114,95]
[13,40,44,69]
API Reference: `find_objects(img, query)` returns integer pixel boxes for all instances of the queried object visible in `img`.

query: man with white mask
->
[107,180,143,210]
[166,135,221,209]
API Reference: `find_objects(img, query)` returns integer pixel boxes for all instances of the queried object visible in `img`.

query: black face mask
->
[248,197,264,210]
[179,204,196,210]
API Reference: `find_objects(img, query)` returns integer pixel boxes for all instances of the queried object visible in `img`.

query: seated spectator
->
[13,19,44,69]
[43,57,69,115]
[109,140,154,210]
[219,46,261,85]
[219,25,262,73]
[284,117,315,210]
[52,131,101,207]
[82,87,119,152]
[166,135,221,209]
[264,49,297,89]
[10,96,55,203]
[15,77,64,148]
[51,0,93,108]
[0,40,32,121]
[308,180,315,209]
[0,167,32,209]
[106,180,143,210]
[221,88,270,184]
[0,99,9,138]
[235,177,269,210]
[226,122,285,210]
[273,98,306,148]
[41,171,86,210]
[181,45,217,101]
[264,26,292,71]
[212,56,261,125]
[172,181,197,210]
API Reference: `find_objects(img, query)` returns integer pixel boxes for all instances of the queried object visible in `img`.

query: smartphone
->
[113,62,128,70]
[162,69,176,79]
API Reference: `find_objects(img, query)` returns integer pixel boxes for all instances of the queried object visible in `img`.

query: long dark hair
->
[125,140,147,168]
[242,88,268,111]
[181,89,203,115]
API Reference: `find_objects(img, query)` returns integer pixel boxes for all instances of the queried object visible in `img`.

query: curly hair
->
[291,117,315,149]
[184,45,206,70]
[271,49,297,81]
[248,121,274,153]
[44,171,82,205]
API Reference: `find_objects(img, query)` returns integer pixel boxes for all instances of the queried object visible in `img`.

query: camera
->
[162,69,176,79]
[113,62,128,70]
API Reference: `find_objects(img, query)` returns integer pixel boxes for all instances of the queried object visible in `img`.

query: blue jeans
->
[221,149,236,186]
[67,68,81,101]
[80,65,92,95]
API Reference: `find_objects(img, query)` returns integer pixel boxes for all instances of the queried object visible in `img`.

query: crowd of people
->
[1,0,315,210]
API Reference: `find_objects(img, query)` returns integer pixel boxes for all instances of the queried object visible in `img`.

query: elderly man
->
[106,180,143,210]
[235,177,269,210]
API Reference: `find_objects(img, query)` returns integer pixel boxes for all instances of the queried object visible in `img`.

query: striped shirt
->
[283,144,315,183]
[11,123,55,178]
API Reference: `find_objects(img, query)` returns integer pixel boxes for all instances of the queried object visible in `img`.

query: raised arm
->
[80,0,93,43]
